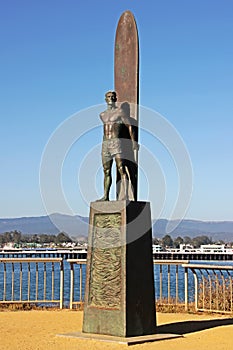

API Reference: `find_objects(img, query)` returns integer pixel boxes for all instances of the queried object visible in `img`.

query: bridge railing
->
[0,258,64,308]
[182,263,233,313]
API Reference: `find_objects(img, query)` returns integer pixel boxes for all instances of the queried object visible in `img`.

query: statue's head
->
[105,91,117,105]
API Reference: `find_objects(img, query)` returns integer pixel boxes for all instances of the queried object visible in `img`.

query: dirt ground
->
[0,310,233,350]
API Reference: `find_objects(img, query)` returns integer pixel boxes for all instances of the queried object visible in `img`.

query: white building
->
[200,244,233,253]
[152,244,163,253]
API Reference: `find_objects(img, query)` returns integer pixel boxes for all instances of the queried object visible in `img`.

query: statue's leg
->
[115,155,129,200]
[104,160,113,200]
[98,159,113,201]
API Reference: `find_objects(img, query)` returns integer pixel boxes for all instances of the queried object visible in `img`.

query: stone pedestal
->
[82,200,156,337]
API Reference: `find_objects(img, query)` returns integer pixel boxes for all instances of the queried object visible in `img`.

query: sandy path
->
[0,310,233,350]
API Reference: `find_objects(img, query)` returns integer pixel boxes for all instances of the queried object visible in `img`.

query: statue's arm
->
[121,110,139,150]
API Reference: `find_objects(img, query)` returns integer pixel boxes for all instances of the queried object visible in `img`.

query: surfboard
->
[114,10,139,201]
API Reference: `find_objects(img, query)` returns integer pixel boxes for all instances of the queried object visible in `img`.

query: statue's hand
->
[132,141,139,151]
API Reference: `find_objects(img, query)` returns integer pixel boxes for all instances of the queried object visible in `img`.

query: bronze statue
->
[98,91,139,201]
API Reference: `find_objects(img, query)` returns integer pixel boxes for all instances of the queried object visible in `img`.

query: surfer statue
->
[98,91,139,201]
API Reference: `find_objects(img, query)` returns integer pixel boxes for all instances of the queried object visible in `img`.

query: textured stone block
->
[82,200,156,337]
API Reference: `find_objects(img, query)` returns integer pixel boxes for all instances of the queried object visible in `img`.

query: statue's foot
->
[118,196,129,201]
[118,192,129,201]
[96,196,109,202]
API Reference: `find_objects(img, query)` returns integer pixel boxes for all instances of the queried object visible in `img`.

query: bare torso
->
[100,107,125,140]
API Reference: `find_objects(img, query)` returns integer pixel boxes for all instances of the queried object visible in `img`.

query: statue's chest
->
[102,111,121,124]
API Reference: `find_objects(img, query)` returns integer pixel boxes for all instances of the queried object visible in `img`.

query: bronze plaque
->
[88,213,122,309]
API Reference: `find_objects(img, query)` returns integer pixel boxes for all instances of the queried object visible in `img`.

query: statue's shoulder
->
[100,110,107,120]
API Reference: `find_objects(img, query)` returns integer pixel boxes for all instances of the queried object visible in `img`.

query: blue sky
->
[0,0,232,221]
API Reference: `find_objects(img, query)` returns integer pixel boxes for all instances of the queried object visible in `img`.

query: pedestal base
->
[82,200,156,337]
[58,331,183,345]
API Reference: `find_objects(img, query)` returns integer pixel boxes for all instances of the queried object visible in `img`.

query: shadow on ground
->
[157,318,233,335]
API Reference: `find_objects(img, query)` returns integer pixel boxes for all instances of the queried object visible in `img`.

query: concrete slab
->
[57,331,183,345]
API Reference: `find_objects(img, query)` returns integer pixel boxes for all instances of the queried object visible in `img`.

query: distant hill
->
[0,213,89,237]
[0,214,233,241]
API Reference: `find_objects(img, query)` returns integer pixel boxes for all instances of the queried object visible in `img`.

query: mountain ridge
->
[0,214,233,241]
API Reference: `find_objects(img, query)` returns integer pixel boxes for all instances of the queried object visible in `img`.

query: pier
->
[1,248,233,261]
[153,251,233,261]
[0,248,87,259]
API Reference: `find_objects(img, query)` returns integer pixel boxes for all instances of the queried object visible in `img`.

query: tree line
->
[0,230,72,246]
[153,234,226,248]
[0,231,228,249]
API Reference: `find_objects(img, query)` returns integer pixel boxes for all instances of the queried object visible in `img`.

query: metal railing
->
[1,257,233,314]
[67,259,86,309]
[66,259,190,309]
[183,263,233,313]
[0,258,64,308]
[154,260,189,308]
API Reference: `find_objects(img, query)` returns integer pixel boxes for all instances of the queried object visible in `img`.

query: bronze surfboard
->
[114,10,139,201]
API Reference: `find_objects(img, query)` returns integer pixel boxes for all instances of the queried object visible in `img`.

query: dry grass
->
[199,276,233,312]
